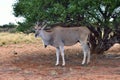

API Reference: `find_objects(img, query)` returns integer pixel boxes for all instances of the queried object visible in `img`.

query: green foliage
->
[0,23,17,33]
[16,21,34,33]
[13,0,120,30]
[1,23,17,28]
[13,0,120,53]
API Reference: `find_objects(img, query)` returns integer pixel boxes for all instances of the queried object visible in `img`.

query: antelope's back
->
[52,26,90,46]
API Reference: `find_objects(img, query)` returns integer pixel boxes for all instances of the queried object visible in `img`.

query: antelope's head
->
[34,21,47,37]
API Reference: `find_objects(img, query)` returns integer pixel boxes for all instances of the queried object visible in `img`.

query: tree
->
[2,23,16,28]
[0,23,17,32]
[13,0,120,54]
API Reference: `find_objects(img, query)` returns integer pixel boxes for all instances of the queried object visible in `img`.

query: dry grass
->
[0,32,41,46]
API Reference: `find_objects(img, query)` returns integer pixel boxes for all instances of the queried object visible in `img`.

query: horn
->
[36,21,39,25]
[36,21,41,26]
[42,22,45,26]
[42,20,47,26]
[41,21,47,29]
[41,24,47,29]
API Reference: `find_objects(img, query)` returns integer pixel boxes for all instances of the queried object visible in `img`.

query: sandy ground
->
[0,43,120,80]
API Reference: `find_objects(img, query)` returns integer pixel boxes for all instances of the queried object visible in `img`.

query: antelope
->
[34,22,91,66]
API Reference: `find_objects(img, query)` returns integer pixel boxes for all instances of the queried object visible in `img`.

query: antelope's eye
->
[38,28,41,30]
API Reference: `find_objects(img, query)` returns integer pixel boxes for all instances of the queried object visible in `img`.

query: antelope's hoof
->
[62,63,65,66]
[81,63,87,66]
[55,63,59,66]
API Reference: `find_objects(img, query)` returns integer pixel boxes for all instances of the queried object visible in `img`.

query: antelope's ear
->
[34,21,41,29]
[34,26,37,29]
[34,23,38,29]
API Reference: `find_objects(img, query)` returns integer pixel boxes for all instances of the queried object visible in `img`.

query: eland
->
[34,22,91,66]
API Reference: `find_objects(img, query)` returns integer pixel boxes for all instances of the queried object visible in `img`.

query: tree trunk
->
[87,24,120,54]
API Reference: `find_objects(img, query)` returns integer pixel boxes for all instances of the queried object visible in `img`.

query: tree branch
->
[98,5,111,21]
[87,11,103,23]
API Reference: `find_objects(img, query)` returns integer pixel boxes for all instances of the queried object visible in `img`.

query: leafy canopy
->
[13,0,120,30]
[13,0,120,53]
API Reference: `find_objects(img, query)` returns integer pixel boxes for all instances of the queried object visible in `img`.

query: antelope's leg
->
[59,46,65,66]
[81,43,91,65]
[81,43,88,65]
[87,49,90,64]
[55,47,60,66]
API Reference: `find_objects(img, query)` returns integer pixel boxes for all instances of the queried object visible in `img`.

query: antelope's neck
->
[41,30,53,45]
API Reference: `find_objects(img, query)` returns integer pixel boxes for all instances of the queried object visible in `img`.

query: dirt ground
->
[0,43,120,80]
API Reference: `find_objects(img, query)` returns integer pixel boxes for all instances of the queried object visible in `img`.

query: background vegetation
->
[7,0,120,54]
[0,32,40,46]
